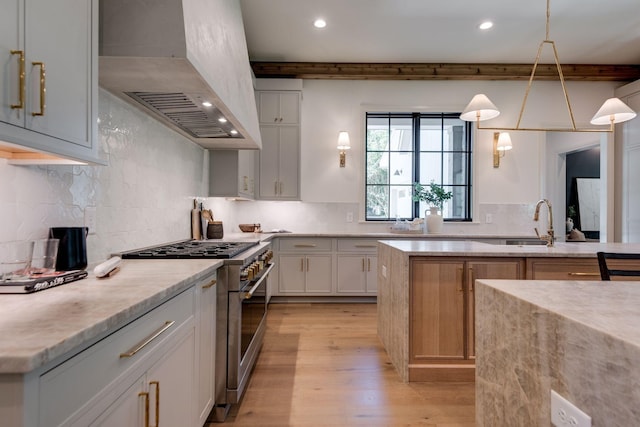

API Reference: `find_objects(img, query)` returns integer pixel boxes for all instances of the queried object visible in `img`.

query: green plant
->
[413,181,453,210]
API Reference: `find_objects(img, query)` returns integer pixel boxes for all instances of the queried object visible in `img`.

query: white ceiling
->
[239,0,640,65]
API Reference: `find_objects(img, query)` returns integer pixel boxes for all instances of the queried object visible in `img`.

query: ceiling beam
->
[251,62,640,81]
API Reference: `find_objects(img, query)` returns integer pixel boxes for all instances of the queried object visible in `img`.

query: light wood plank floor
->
[224,303,475,426]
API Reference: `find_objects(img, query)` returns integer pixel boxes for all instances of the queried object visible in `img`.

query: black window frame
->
[365,112,473,221]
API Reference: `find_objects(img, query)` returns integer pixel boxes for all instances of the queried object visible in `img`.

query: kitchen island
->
[0,258,222,427]
[377,240,640,382]
[475,278,640,426]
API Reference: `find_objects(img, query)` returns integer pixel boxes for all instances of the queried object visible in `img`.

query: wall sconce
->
[493,132,512,168]
[337,131,351,167]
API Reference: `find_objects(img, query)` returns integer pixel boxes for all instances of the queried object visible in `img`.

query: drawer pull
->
[367,258,371,272]
[567,272,600,277]
[355,244,377,248]
[10,50,25,109]
[294,244,317,248]
[202,278,217,289]
[120,321,175,358]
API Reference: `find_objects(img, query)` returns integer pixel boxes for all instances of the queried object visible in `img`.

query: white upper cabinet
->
[258,91,300,124]
[0,0,100,164]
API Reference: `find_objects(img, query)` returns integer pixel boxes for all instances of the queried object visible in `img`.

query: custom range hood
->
[98,0,261,149]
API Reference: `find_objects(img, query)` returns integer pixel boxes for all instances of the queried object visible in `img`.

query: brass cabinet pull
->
[362,258,365,272]
[306,257,310,272]
[294,244,317,248]
[150,381,160,427]
[31,61,45,116]
[469,267,475,292]
[300,258,304,271]
[10,50,25,109]
[355,244,377,248]
[367,258,371,272]
[202,278,217,289]
[139,391,150,427]
[568,272,600,277]
[274,181,278,195]
[119,321,175,358]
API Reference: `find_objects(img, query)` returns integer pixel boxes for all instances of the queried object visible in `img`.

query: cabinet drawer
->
[337,239,379,253]
[526,258,600,280]
[38,287,195,427]
[279,238,333,252]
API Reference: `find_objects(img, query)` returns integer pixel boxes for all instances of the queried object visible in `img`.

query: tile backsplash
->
[0,89,542,269]
[0,89,207,266]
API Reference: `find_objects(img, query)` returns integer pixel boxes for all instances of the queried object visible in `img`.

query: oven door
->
[227,263,274,403]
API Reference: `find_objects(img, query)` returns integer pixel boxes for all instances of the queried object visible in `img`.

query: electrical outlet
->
[346,212,354,222]
[551,390,591,427]
[485,213,493,224]
[84,207,97,235]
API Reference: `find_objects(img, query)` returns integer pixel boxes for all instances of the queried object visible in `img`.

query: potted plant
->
[413,181,452,233]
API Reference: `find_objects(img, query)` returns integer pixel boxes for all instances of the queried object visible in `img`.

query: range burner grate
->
[121,241,258,259]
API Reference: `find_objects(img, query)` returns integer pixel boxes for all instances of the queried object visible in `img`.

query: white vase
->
[425,207,443,234]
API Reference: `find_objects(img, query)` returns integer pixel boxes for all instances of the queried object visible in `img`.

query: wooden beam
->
[251,62,640,81]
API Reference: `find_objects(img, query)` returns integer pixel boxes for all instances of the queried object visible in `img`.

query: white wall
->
[205,78,619,236]
[0,89,207,266]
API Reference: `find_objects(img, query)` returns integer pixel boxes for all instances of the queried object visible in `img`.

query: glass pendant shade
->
[590,97,637,125]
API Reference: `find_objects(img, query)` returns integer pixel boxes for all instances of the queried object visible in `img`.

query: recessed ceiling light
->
[479,21,493,30]
[313,18,327,29]
[202,101,213,107]
[230,129,238,135]
[218,117,228,123]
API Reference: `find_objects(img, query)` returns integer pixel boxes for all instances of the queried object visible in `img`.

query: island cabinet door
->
[410,259,465,362]
[466,259,525,359]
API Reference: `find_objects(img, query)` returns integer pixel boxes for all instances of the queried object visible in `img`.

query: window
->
[365,112,472,221]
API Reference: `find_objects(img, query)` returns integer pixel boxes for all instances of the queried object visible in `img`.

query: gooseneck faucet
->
[533,199,555,247]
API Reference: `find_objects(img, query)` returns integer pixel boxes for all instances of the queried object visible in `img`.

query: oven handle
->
[244,263,275,299]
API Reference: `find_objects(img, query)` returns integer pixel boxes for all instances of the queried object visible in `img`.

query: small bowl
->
[239,224,260,232]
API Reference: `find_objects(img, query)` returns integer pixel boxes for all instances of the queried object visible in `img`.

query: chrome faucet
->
[533,199,555,247]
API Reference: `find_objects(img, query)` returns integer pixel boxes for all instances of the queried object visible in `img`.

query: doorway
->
[566,147,600,240]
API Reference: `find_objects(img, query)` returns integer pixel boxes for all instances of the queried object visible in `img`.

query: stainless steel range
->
[121,239,274,423]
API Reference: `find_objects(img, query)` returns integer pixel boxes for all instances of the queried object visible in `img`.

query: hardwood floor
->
[224,303,475,426]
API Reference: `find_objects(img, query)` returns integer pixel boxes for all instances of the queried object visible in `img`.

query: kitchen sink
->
[504,239,549,246]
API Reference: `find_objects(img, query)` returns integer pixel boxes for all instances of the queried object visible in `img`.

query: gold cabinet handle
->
[202,278,217,289]
[294,244,317,248]
[362,258,365,272]
[31,61,46,116]
[355,244,377,248]
[119,321,175,358]
[139,391,150,427]
[10,50,25,109]
[306,257,310,272]
[567,272,600,277]
[367,258,371,272]
[300,258,304,272]
[274,181,278,195]
[150,381,160,427]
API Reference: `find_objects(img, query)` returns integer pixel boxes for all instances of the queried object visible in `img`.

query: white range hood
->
[98,0,261,149]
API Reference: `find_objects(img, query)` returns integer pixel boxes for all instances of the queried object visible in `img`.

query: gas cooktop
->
[120,240,258,259]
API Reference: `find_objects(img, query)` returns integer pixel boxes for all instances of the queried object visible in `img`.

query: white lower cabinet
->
[196,274,217,426]
[27,270,219,427]
[336,255,378,294]
[278,254,332,294]
[90,329,195,427]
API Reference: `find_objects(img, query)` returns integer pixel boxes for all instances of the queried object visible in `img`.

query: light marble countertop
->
[476,279,640,348]
[0,258,223,374]
[378,239,640,258]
